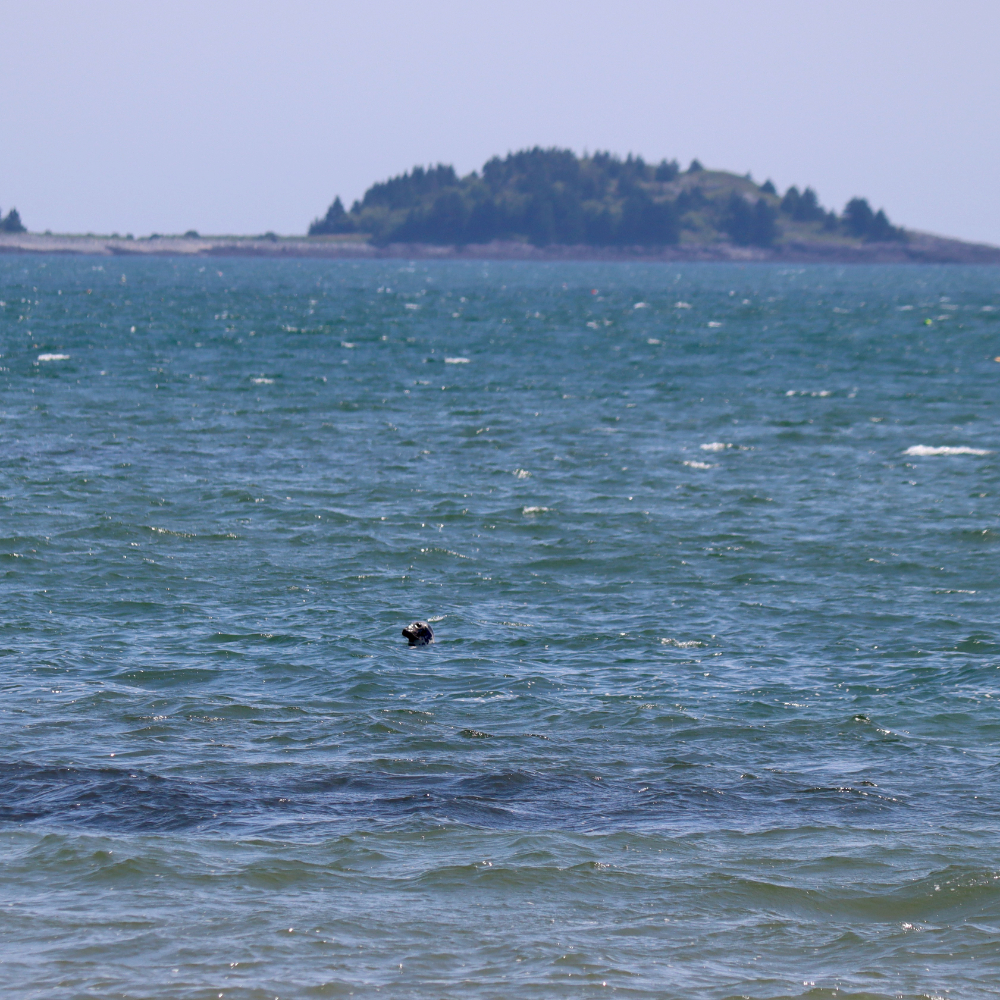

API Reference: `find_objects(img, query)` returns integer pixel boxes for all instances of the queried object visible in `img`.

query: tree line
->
[310,148,905,248]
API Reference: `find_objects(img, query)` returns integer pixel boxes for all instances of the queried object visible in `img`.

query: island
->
[2,149,999,263]
[309,149,902,249]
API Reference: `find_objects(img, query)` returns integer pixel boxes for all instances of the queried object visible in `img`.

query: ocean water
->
[1,256,999,1000]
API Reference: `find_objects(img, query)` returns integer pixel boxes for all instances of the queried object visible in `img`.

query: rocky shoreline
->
[1,230,998,264]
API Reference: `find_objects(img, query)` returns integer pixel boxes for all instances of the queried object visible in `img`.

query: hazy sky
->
[2,0,998,244]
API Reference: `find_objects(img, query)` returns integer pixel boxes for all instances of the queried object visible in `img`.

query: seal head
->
[402,621,434,646]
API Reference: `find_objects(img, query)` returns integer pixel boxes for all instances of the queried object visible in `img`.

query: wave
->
[0,762,910,835]
[904,445,991,456]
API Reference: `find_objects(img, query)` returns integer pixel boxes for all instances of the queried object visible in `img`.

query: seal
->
[402,621,434,646]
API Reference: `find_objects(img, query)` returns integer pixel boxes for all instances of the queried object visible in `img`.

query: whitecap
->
[513,469,531,479]
[707,321,722,328]
[522,506,549,515]
[444,357,470,364]
[674,301,692,309]
[700,442,731,452]
[37,353,69,361]
[683,460,716,469]
[904,445,991,456]
[404,303,420,310]
[340,341,355,348]
[647,338,660,345]
[147,526,196,538]
[633,302,649,309]
[661,638,703,648]
[251,377,274,384]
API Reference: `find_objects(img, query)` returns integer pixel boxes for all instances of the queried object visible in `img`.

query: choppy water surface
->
[2,257,1000,999]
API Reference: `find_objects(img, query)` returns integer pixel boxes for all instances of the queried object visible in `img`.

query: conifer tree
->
[1,208,26,233]
[723,193,777,247]
[308,196,353,236]
[843,197,875,237]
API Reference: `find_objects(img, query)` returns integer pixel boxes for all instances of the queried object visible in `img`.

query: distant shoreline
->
[2,231,999,264]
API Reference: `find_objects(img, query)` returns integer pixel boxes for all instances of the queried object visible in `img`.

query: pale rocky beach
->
[2,229,999,263]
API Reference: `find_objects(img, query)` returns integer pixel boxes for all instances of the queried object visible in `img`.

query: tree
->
[361,164,459,210]
[425,190,468,243]
[760,179,777,195]
[308,196,354,236]
[655,159,680,182]
[584,206,614,245]
[842,198,903,240]
[676,186,706,214]
[723,193,777,247]
[1,208,26,233]
[842,198,875,237]
[751,198,778,246]
[869,209,900,241]
[782,186,830,223]
[781,186,801,216]
[616,192,679,245]
[387,189,468,244]
[723,194,752,244]
[527,196,556,246]
[794,187,825,222]
[464,196,500,243]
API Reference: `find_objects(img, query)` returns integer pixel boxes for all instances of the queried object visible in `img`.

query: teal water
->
[1,257,999,999]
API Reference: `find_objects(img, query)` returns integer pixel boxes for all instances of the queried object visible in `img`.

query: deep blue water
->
[1,256,999,999]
